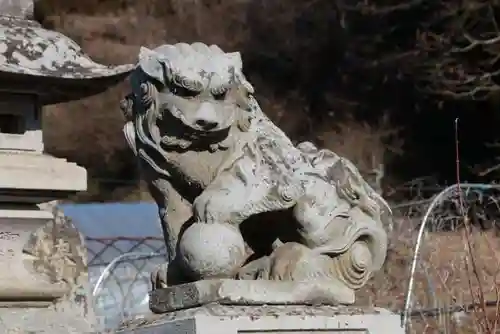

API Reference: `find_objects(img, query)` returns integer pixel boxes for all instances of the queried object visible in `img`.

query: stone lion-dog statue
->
[120,42,392,311]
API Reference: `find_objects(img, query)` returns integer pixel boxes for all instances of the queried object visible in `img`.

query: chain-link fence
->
[85,236,167,330]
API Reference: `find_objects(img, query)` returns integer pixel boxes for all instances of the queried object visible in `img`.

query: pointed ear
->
[138,47,168,85]
[241,79,255,95]
[226,52,243,71]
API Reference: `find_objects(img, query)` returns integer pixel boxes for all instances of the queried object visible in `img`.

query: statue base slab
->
[118,304,404,334]
[149,279,356,314]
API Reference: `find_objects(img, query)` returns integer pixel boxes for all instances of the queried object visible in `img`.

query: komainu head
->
[129,42,254,135]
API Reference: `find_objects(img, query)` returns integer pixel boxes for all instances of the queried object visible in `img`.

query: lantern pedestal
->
[0,0,133,331]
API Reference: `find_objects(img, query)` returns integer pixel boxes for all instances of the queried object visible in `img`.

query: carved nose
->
[195,119,218,130]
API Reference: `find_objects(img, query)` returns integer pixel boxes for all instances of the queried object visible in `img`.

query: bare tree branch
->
[337,0,425,16]
[414,1,500,100]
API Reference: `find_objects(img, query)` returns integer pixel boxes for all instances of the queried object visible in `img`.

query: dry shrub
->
[37,0,249,49]
[43,84,134,188]
[316,115,403,192]
[408,229,500,333]
[252,81,312,138]
[358,195,500,334]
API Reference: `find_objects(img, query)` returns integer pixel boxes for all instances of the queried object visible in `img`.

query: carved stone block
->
[0,205,66,305]
[149,279,355,314]
[0,151,87,197]
[0,203,97,333]
[117,304,404,334]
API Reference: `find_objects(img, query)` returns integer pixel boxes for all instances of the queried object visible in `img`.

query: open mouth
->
[158,106,231,142]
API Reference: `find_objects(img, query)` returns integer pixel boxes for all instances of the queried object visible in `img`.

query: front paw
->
[193,192,232,224]
[150,262,169,290]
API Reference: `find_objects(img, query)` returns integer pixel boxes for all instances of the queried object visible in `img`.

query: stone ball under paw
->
[178,223,247,279]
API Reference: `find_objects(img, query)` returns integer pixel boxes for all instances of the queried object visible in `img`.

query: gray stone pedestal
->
[117,304,404,334]
[0,0,132,331]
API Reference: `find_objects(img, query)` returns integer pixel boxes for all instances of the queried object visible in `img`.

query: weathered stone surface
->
[121,42,393,313]
[32,201,93,314]
[149,279,355,314]
[0,201,96,333]
[0,205,66,303]
[117,304,403,334]
[0,15,134,104]
[0,16,133,78]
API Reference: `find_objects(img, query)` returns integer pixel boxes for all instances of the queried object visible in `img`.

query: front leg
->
[192,173,248,226]
[148,177,192,288]
[192,161,301,226]
[179,157,302,280]
[173,165,273,281]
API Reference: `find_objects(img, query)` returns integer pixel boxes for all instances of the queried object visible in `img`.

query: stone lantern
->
[0,1,133,332]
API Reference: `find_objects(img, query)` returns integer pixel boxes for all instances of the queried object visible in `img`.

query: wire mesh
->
[85,236,167,330]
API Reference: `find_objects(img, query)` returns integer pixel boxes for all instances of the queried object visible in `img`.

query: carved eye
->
[213,91,227,101]
[169,84,198,98]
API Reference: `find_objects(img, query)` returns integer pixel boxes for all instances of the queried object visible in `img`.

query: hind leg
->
[242,241,355,304]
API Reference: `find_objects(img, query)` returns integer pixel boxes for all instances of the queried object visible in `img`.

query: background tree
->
[35,0,500,201]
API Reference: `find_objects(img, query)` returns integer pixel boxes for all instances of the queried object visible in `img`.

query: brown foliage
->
[361,221,500,333]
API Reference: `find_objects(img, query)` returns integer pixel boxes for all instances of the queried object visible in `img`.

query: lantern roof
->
[0,15,134,105]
